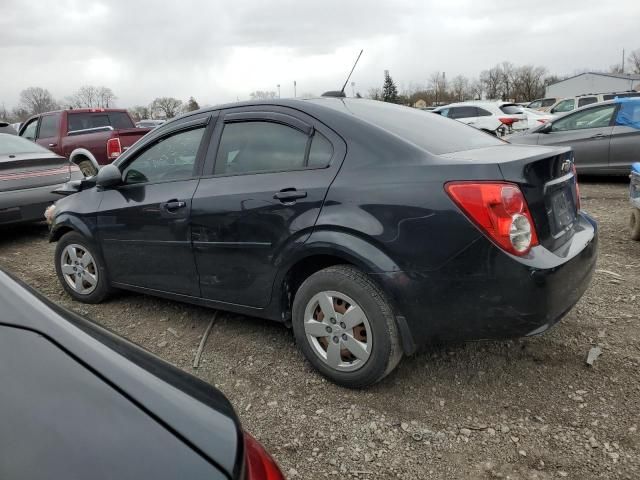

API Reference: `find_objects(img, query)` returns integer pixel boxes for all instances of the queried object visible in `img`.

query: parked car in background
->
[526,98,560,111]
[10,122,22,132]
[0,269,284,480]
[0,133,82,225]
[47,98,597,387]
[136,119,166,129]
[432,101,527,135]
[19,109,151,177]
[548,91,640,115]
[520,107,555,129]
[509,98,640,174]
[0,121,17,135]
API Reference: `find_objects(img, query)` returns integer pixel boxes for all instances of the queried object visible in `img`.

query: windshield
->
[0,133,52,156]
[310,99,503,154]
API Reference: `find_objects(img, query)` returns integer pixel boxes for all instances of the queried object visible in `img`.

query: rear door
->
[97,116,211,295]
[538,103,617,172]
[191,107,345,308]
[35,112,62,155]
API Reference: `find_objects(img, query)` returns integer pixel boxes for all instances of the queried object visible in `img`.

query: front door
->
[191,108,345,308]
[97,126,208,296]
[538,103,617,171]
[35,112,62,155]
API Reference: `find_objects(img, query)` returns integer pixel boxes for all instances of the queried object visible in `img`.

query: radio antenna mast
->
[341,49,363,95]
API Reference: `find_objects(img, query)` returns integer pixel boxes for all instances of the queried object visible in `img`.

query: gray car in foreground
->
[0,133,82,225]
[509,98,640,175]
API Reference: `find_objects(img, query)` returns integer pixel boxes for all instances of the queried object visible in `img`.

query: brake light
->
[498,117,518,126]
[572,163,581,210]
[243,431,284,480]
[106,137,122,159]
[445,182,539,255]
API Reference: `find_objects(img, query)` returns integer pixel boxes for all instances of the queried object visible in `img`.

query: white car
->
[520,108,555,129]
[548,91,640,115]
[432,101,527,135]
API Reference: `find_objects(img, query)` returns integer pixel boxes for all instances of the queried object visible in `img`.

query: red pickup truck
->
[18,109,151,176]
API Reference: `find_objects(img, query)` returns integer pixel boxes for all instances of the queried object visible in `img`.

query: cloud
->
[1,0,638,109]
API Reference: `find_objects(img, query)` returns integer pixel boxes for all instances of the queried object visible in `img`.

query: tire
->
[76,158,98,177]
[55,231,111,303]
[292,265,402,388]
[631,209,640,241]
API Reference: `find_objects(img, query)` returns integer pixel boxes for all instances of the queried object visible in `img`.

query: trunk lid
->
[0,153,72,191]
[441,144,579,252]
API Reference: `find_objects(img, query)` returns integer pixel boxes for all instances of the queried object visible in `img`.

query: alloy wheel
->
[60,244,98,295]
[303,290,372,372]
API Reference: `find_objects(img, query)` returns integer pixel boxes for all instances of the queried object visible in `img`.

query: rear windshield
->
[541,98,556,107]
[310,99,503,155]
[499,104,524,114]
[0,133,51,156]
[67,112,134,132]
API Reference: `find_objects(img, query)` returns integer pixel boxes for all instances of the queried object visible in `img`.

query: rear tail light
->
[572,163,581,210]
[445,182,539,256]
[498,117,518,126]
[243,431,285,480]
[106,137,122,159]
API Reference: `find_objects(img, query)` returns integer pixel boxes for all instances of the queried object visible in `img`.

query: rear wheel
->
[55,232,111,303]
[76,158,98,177]
[631,209,640,241]
[292,265,402,388]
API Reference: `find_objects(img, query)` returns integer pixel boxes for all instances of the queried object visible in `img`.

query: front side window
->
[122,127,205,184]
[476,107,492,117]
[528,100,542,109]
[38,114,60,138]
[551,105,617,132]
[214,121,310,175]
[20,119,38,140]
[551,99,575,113]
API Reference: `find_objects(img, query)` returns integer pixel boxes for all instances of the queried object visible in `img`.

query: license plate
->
[550,188,575,233]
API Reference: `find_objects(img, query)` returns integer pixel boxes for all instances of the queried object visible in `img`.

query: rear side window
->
[38,114,60,138]
[476,108,492,117]
[499,104,523,114]
[109,112,135,129]
[214,121,309,175]
[308,133,333,167]
[448,106,477,119]
[578,97,598,108]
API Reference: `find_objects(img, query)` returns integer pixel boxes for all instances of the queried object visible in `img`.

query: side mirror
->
[95,164,122,188]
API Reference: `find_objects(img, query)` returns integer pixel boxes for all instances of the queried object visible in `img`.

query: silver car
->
[509,99,640,175]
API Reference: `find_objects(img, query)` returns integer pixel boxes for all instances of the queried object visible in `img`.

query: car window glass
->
[67,113,110,132]
[449,106,477,119]
[551,99,575,113]
[214,121,308,175]
[437,108,450,117]
[122,127,205,184]
[108,112,135,129]
[499,104,523,114]
[21,120,38,140]
[308,132,333,167]
[551,105,616,132]
[476,107,492,117]
[38,114,60,138]
[528,101,542,108]
[541,99,556,107]
[603,94,615,101]
[577,97,597,108]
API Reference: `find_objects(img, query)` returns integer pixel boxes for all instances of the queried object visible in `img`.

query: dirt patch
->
[1,179,638,479]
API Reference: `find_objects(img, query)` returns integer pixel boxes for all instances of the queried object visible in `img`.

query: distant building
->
[546,72,640,98]
[413,99,427,109]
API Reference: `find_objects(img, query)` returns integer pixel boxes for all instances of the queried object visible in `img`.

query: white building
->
[546,72,640,98]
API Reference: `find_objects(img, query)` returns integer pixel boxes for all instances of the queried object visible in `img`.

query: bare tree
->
[150,97,183,118]
[609,63,624,74]
[128,105,150,122]
[501,61,516,100]
[450,75,469,102]
[628,49,640,74]
[513,65,548,101]
[249,91,277,100]
[66,85,116,108]
[428,71,448,105]
[468,78,484,100]
[367,87,382,100]
[19,87,58,115]
[480,66,503,100]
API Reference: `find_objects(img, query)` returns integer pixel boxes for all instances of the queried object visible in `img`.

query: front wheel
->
[292,265,402,388]
[55,231,111,303]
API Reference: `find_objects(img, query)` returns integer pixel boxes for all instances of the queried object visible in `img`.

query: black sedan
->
[0,133,82,225]
[47,98,598,387]
[0,269,284,480]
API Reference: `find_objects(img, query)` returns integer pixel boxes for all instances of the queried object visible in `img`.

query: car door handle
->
[273,189,307,202]
[48,143,57,147]
[590,133,605,139]
[162,200,186,211]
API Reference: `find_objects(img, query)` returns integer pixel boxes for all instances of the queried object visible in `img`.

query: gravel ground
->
[1,179,638,480]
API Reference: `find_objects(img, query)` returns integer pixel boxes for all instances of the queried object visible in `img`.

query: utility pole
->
[293,81,297,98]
[277,84,281,98]
[622,48,625,74]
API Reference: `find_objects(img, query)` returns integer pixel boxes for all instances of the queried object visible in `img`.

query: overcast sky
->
[1,0,639,109]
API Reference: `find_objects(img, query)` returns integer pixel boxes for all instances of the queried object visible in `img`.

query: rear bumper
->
[373,212,598,352]
[0,183,64,225]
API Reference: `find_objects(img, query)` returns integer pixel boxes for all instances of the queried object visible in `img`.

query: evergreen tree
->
[186,96,200,112]
[382,71,399,103]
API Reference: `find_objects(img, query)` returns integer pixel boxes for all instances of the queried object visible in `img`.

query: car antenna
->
[321,49,363,98]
